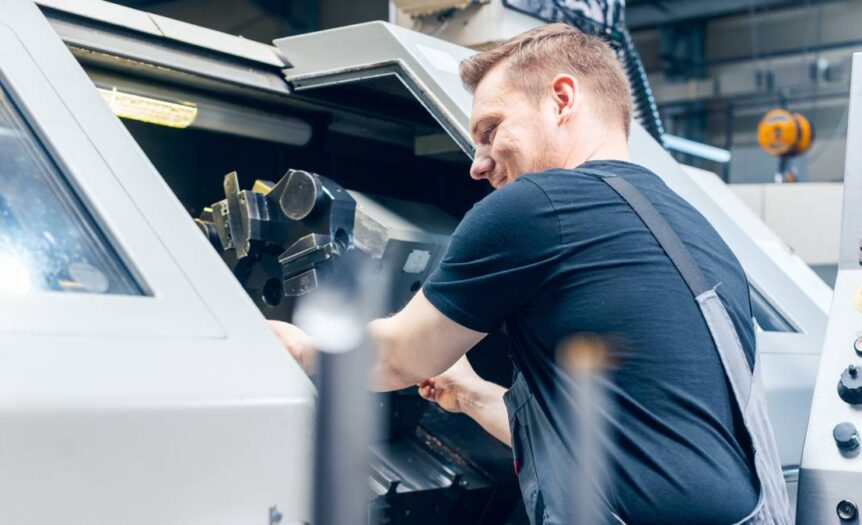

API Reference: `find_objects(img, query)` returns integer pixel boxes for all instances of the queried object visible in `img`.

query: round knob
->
[833,422,860,451]
[854,336,862,357]
[837,499,858,521]
[280,170,322,221]
[838,365,862,404]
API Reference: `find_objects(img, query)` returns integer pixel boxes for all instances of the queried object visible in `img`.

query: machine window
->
[750,284,798,333]
[0,84,142,295]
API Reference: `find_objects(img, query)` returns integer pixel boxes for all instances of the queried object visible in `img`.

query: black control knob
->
[838,365,862,404]
[833,422,860,451]
[837,499,858,521]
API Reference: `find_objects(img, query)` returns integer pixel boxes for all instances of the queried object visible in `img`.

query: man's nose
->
[470,153,495,181]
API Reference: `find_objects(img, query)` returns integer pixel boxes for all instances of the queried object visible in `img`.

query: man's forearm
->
[460,381,511,447]
[365,291,489,392]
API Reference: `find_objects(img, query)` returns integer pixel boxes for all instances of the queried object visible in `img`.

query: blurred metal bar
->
[294,261,388,525]
[663,134,732,164]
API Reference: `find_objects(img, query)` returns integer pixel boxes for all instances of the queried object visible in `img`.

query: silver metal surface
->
[275,22,475,156]
[0,2,314,523]
[44,14,290,96]
[350,191,457,309]
[797,53,862,524]
[87,70,311,146]
[36,0,285,67]
[197,169,457,313]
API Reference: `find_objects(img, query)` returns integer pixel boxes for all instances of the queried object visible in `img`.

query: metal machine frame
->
[0,1,314,523]
[797,52,862,524]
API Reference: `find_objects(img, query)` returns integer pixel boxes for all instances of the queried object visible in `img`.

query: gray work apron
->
[502,167,792,524]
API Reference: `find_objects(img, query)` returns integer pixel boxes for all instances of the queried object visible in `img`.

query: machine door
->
[0,2,314,524]
[0,1,223,337]
[276,22,475,157]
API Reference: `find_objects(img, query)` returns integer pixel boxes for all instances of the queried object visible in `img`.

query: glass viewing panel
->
[0,83,142,295]
[750,284,797,333]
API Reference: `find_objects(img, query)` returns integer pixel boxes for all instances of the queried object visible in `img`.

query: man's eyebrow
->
[471,114,502,137]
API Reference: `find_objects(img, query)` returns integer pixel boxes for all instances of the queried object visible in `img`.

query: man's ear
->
[551,74,579,123]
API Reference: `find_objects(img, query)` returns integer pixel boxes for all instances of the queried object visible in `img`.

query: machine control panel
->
[797,53,862,523]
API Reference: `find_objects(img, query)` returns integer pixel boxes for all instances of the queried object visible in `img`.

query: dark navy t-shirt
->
[423,160,759,524]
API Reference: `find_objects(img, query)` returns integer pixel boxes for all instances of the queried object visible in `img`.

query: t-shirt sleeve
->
[423,178,561,333]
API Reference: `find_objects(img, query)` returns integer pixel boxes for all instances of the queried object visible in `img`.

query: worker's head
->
[460,23,632,188]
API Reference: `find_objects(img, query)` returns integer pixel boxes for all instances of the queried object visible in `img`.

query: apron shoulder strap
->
[578,167,712,299]
[580,167,792,522]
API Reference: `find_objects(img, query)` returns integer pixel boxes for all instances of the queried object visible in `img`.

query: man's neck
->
[562,129,632,169]
[584,140,632,164]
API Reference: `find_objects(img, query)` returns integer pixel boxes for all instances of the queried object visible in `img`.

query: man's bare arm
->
[366,289,487,392]
[269,289,510,443]
[454,381,511,447]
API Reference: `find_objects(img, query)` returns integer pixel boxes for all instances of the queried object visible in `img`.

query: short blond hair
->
[459,23,632,136]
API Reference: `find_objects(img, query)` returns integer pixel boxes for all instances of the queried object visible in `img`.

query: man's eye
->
[482,125,497,144]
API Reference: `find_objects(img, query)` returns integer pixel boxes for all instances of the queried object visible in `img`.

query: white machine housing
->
[797,52,862,524]
[0,1,314,524]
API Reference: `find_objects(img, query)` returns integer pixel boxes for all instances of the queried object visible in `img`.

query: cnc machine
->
[0,0,835,522]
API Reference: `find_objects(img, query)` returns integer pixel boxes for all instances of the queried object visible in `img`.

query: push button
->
[838,365,862,404]
[837,499,858,521]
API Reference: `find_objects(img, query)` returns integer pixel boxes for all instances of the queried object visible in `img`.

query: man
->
[271,23,791,524]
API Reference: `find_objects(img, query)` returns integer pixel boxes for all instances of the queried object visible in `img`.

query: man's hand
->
[418,356,512,446]
[269,320,316,374]
[417,356,485,413]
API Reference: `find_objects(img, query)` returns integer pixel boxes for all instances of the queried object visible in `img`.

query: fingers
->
[268,321,297,351]
[418,384,436,401]
[268,320,315,373]
[417,379,439,402]
[433,388,449,406]
[280,334,305,361]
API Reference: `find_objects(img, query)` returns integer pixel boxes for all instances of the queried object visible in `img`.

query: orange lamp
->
[757,109,813,157]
